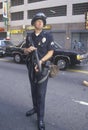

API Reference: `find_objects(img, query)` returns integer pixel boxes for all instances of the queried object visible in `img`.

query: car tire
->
[56,58,68,70]
[14,54,22,63]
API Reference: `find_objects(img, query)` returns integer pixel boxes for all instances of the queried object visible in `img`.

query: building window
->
[11,0,24,6]
[28,0,46,3]
[0,14,3,22]
[0,2,2,9]
[11,11,24,21]
[73,2,88,15]
[28,5,67,19]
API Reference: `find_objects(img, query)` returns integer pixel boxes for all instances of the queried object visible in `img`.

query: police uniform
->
[26,30,54,121]
[25,12,54,130]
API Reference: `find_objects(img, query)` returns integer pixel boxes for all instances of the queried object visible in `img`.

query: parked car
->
[0,47,5,57]
[52,42,87,69]
[5,40,88,70]
[5,41,27,63]
[0,39,14,57]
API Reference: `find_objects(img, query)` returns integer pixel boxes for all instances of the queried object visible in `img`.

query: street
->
[0,58,88,130]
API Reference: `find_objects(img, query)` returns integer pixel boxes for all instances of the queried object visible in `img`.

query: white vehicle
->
[0,39,14,57]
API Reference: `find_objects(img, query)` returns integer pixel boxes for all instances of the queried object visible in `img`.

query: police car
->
[5,41,27,63]
[52,42,88,70]
[0,47,5,56]
[5,40,88,70]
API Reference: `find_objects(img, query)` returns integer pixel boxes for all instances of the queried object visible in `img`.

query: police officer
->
[24,12,55,130]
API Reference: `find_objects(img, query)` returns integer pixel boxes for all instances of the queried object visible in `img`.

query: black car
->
[5,41,88,70]
[5,41,27,63]
[0,47,5,56]
[52,42,88,69]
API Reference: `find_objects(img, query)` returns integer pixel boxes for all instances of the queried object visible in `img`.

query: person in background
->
[72,40,78,50]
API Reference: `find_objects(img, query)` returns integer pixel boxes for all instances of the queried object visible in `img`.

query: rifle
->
[29,36,42,73]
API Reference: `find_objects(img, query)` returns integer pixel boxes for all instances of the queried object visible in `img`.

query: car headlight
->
[77,54,85,60]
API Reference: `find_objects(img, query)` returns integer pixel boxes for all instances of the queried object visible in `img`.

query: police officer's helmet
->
[31,12,47,26]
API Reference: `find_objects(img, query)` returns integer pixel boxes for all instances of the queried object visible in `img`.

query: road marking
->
[0,58,13,63]
[0,58,10,62]
[72,99,88,106]
[67,69,88,74]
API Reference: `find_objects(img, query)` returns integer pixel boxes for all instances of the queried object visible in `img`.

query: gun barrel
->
[29,36,42,73]
[34,50,42,72]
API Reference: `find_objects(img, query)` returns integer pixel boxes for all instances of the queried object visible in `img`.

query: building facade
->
[0,0,88,50]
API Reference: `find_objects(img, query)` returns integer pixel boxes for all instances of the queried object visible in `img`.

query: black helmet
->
[31,12,47,26]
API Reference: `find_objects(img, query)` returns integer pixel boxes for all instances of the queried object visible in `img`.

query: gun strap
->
[38,70,50,84]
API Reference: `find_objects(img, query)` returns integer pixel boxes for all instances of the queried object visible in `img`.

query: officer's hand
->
[35,65,39,72]
[24,46,37,54]
[24,48,29,54]
[34,60,42,72]
[28,46,37,52]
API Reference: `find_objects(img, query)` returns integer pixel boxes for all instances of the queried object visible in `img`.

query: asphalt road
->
[0,57,88,130]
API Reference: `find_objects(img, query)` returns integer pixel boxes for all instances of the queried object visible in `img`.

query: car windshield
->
[16,43,22,47]
[16,40,63,49]
[16,41,25,47]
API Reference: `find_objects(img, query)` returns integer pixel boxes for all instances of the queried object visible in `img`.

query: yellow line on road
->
[67,69,88,74]
[0,58,9,62]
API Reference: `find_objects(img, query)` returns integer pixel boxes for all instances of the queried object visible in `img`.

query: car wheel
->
[56,59,68,70]
[14,54,22,63]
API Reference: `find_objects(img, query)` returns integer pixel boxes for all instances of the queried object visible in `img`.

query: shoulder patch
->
[51,42,54,45]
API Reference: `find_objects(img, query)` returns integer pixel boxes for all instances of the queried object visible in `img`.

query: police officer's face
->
[34,19,44,30]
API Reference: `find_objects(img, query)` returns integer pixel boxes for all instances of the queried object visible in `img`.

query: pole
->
[3,0,10,39]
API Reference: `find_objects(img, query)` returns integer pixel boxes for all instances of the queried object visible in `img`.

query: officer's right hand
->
[34,60,42,72]
[24,46,37,54]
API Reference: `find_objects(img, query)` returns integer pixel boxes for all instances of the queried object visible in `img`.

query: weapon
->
[29,36,42,73]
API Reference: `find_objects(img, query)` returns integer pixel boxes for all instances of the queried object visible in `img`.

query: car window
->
[0,42,1,46]
[16,41,25,48]
[4,41,13,46]
[16,43,22,47]
[22,43,26,48]
[1,41,5,46]
[54,42,62,49]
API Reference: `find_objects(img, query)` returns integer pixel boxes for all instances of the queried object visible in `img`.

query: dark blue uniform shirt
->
[26,31,55,60]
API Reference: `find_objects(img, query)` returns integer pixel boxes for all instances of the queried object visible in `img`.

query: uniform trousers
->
[28,67,48,121]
